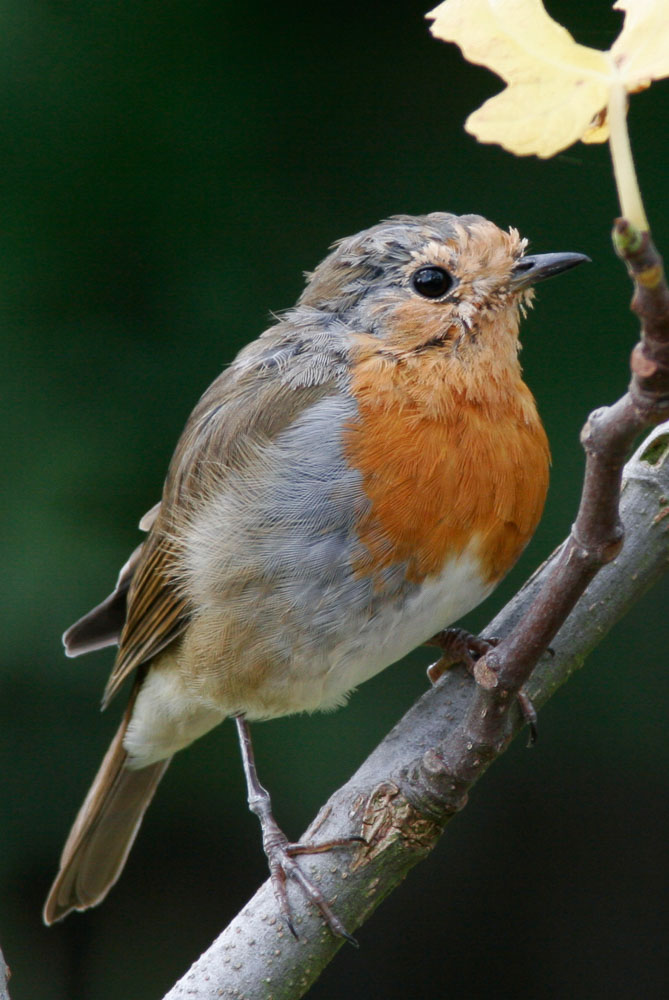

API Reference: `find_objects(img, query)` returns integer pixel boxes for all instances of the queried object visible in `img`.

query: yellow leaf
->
[427,0,669,158]
[612,0,669,92]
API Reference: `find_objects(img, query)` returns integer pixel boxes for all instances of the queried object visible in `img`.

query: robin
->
[43,212,587,937]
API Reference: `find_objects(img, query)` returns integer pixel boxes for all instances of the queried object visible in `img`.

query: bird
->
[43,212,587,936]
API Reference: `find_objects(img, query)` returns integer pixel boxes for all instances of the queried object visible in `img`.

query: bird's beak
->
[510,251,590,290]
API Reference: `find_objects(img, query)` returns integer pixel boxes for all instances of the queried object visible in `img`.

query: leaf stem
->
[608,77,648,231]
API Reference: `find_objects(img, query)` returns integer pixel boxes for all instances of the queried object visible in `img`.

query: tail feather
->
[43,690,170,924]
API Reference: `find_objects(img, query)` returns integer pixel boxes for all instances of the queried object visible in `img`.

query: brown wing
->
[101,528,188,708]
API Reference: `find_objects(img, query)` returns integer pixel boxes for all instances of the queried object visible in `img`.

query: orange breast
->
[344,338,550,586]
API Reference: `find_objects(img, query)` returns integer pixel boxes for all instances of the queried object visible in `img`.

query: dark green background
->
[1,1,668,997]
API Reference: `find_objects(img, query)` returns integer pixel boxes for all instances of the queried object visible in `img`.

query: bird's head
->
[299,213,587,362]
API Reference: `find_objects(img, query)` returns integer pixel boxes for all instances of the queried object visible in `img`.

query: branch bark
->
[0,946,11,1000]
[162,223,669,1000]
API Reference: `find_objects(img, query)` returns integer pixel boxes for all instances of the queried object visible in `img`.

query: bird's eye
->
[411,266,454,299]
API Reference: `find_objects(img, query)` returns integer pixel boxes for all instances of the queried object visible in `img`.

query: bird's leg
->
[426,628,538,745]
[234,715,360,944]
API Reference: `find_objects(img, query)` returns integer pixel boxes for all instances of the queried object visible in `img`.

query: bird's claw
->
[264,830,359,945]
[427,628,539,743]
[516,688,539,746]
[426,627,500,683]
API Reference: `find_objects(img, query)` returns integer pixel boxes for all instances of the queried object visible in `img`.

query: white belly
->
[124,545,491,766]
[320,546,492,708]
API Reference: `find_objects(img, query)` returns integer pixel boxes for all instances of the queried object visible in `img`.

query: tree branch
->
[0,946,11,1000]
[162,223,669,1000]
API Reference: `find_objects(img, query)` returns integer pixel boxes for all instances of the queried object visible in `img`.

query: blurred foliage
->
[0,1,668,997]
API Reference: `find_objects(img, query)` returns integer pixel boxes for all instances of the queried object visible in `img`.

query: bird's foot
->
[260,819,362,945]
[426,627,500,682]
[234,714,360,943]
[426,627,538,744]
